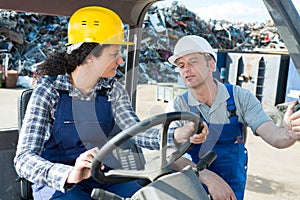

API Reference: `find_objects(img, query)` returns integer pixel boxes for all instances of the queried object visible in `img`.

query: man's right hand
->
[174,121,208,144]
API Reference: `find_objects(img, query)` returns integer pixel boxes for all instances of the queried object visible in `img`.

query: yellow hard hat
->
[67,6,133,45]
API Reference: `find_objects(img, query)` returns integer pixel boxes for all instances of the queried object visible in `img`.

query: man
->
[167,35,300,200]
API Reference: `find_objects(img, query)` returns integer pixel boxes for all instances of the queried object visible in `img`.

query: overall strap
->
[224,84,247,142]
[182,85,239,123]
[97,87,112,96]
[224,84,238,123]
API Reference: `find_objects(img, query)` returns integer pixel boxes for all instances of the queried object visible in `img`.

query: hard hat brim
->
[66,40,134,46]
[168,49,202,66]
[168,36,217,66]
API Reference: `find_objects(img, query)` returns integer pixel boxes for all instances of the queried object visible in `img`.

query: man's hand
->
[286,101,300,136]
[66,147,101,184]
[173,157,236,200]
[199,169,236,200]
[174,122,208,144]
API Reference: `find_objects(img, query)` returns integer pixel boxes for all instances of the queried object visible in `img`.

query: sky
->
[155,0,300,23]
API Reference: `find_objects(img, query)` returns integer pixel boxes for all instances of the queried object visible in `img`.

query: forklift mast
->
[263,0,300,75]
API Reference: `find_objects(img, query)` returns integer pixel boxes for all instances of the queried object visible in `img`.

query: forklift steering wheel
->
[91,111,202,184]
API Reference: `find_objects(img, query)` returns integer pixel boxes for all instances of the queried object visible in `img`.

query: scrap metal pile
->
[0,10,68,78]
[0,1,285,86]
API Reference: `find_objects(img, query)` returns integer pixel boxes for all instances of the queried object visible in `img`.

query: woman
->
[14,6,208,199]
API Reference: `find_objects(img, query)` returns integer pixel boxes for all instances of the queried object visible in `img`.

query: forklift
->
[0,0,299,199]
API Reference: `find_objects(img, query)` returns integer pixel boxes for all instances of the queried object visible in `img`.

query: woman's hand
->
[66,147,101,184]
[174,121,208,144]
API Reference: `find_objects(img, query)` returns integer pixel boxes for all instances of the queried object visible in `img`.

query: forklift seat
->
[17,89,33,200]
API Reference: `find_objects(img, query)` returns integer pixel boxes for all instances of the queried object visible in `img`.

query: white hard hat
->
[168,35,217,66]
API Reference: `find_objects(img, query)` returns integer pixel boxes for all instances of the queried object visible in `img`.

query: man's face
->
[176,52,214,88]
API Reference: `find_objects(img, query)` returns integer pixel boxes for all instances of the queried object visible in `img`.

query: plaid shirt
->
[14,74,174,192]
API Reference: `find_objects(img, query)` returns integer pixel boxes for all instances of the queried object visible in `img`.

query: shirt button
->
[244,150,247,154]
[244,166,248,170]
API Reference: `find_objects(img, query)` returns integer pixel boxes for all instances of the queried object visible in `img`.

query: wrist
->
[198,169,211,185]
[174,127,184,144]
[64,182,75,191]
[66,168,78,184]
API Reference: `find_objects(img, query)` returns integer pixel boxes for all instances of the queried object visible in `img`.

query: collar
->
[39,74,116,100]
[51,74,115,91]
[186,79,230,108]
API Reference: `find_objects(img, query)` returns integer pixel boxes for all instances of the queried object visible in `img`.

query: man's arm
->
[256,101,300,148]
[172,157,236,200]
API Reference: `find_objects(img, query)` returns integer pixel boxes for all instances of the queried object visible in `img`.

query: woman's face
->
[91,44,124,78]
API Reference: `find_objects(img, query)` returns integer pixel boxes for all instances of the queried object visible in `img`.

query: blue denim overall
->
[183,84,248,200]
[32,89,141,199]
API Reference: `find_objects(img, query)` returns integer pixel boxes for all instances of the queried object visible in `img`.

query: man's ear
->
[208,59,216,72]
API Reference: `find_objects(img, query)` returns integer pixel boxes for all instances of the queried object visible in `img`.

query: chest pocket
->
[183,84,246,158]
[61,97,114,150]
[49,91,114,153]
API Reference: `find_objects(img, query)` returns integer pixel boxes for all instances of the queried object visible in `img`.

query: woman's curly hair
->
[36,43,109,76]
